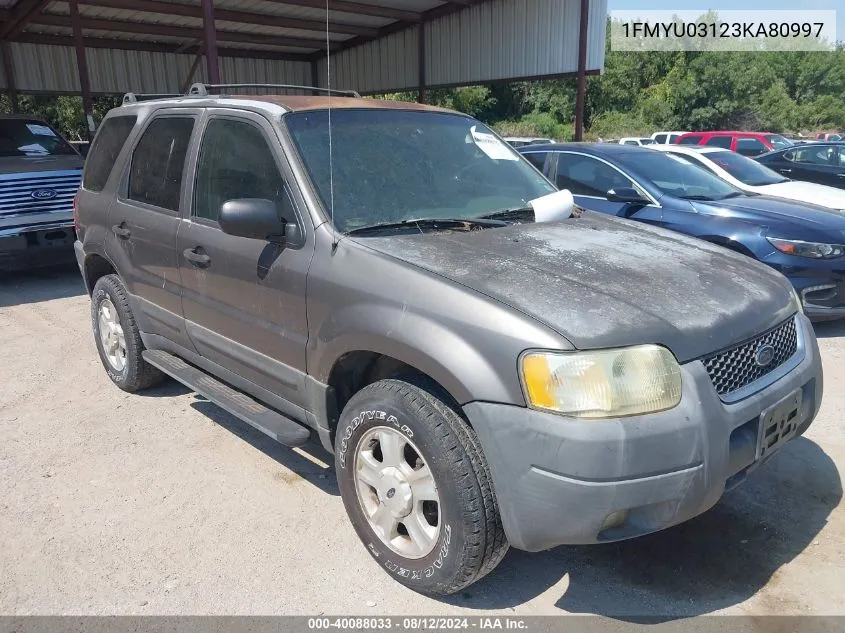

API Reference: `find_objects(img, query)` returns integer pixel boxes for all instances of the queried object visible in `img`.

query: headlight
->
[768,237,845,259]
[790,285,804,314]
[521,345,682,418]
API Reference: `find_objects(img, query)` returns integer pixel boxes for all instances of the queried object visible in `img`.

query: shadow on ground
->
[813,320,845,339]
[0,263,85,307]
[444,437,840,620]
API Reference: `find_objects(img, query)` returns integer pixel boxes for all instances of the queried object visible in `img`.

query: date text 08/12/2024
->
[307,617,528,630]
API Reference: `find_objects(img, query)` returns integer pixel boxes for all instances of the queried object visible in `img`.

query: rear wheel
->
[91,274,164,392]
[335,379,508,595]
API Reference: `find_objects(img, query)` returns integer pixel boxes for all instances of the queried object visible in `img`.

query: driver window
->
[193,118,287,223]
[790,147,835,165]
[556,153,634,198]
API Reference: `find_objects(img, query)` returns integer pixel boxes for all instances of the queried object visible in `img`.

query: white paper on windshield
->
[530,189,575,223]
[470,126,518,161]
[26,123,57,137]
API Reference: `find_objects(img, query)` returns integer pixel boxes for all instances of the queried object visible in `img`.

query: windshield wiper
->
[345,217,507,236]
[478,205,535,222]
[678,194,716,201]
[719,192,746,199]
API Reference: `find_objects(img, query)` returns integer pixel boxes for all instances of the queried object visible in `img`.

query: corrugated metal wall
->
[315,0,606,94]
[1,42,311,94]
[315,26,419,94]
[427,0,606,86]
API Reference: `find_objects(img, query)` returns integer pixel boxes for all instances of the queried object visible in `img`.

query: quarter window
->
[193,118,287,223]
[83,115,136,192]
[556,154,635,197]
[128,117,194,211]
[678,135,704,145]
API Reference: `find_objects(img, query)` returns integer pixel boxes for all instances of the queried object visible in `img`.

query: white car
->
[651,145,845,212]
[618,137,655,146]
[650,131,689,145]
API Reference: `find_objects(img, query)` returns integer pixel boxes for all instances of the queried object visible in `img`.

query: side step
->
[142,350,311,447]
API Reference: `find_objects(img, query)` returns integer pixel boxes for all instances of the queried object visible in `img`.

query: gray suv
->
[74,85,823,596]
[1,115,83,270]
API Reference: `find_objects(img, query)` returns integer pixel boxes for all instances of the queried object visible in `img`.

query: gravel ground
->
[0,264,843,619]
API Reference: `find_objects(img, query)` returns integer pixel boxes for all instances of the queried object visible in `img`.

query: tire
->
[335,378,508,595]
[91,274,164,392]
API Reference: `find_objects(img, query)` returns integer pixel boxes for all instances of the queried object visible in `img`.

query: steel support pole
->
[1,40,18,112]
[201,0,221,84]
[69,0,95,140]
[573,0,589,141]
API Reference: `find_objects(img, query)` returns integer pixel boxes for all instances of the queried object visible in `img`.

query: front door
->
[177,111,314,408]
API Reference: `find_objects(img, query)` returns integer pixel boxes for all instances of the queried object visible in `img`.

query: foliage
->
[0,95,121,140]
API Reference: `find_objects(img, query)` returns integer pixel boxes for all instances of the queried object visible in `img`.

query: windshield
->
[706,150,787,186]
[285,109,556,232]
[766,134,793,150]
[0,119,77,157]
[620,151,744,200]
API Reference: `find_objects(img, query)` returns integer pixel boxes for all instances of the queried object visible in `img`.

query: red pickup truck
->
[675,131,793,156]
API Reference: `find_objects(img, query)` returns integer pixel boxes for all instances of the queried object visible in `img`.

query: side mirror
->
[606,187,648,205]
[219,198,299,244]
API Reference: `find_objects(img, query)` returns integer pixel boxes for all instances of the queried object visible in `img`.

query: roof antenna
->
[326,0,338,253]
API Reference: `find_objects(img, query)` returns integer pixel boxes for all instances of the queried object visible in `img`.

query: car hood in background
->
[754,181,845,212]
[0,155,84,176]
[358,213,797,363]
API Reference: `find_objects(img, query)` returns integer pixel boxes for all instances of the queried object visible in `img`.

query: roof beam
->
[31,14,328,49]
[72,0,379,37]
[265,0,420,23]
[13,33,314,61]
[2,0,52,39]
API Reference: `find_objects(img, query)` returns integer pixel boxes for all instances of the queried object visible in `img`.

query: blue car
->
[520,143,845,321]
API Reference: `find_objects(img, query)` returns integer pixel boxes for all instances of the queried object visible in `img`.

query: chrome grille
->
[0,170,81,217]
[702,318,798,397]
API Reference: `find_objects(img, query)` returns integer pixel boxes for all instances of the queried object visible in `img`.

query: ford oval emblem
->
[754,344,775,367]
[31,189,58,200]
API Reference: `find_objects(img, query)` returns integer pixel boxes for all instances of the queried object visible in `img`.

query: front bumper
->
[762,252,845,320]
[463,313,823,551]
[0,220,76,271]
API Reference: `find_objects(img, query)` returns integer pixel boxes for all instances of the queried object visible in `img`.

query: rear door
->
[108,109,199,349]
[779,145,843,187]
[177,110,313,408]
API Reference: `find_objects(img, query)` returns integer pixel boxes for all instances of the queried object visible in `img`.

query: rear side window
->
[653,134,667,144]
[83,115,136,192]
[522,152,547,171]
[678,135,704,145]
[704,136,732,148]
[128,117,195,212]
[736,137,767,156]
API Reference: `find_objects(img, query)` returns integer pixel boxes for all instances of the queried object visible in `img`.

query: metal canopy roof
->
[0,0,483,61]
[0,0,607,139]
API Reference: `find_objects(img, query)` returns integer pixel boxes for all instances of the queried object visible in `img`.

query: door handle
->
[111,223,131,239]
[779,168,792,174]
[837,173,845,178]
[183,247,211,267]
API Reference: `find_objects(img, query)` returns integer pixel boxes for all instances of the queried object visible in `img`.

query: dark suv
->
[1,115,84,270]
[75,85,822,596]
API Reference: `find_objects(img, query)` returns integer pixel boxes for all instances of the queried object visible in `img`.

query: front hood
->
[693,195,845,235]
[356,213,797,363]
[756,181,845,212]
[0,155,84,176]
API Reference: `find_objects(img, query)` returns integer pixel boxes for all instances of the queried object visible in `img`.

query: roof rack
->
[188,83,361,98]
[123,92,184,105]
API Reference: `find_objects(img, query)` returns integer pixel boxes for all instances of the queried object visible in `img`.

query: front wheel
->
[335,379,508,595]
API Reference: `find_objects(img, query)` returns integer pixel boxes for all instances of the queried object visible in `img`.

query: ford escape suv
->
[74,85,823,596]
[1,115,84,270]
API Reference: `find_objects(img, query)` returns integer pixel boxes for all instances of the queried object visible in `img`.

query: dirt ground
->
[1,264,843,619]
